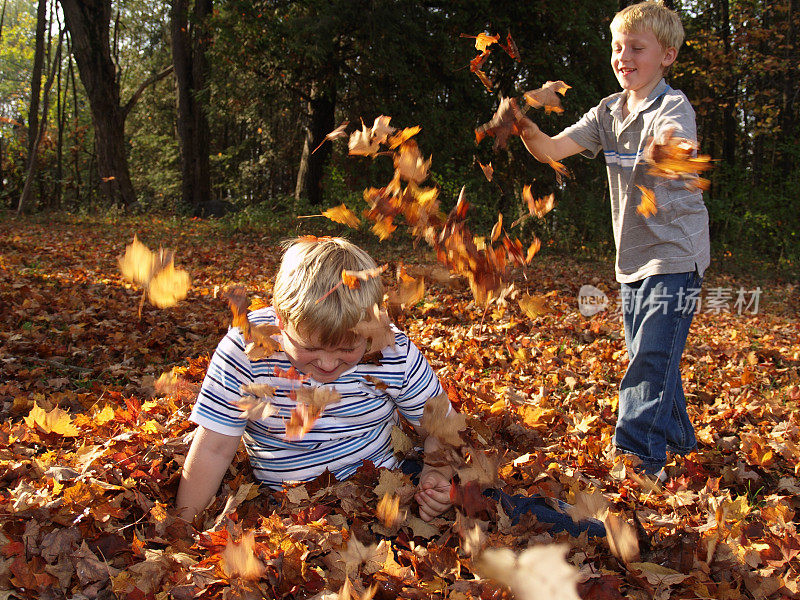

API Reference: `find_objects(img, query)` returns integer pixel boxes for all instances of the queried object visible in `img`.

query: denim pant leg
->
[614,271,701,472]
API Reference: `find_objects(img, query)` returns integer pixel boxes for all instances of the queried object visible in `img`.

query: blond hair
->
[611,1,685,51]
[273,237,383,346]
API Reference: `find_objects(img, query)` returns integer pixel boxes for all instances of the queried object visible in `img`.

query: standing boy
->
[513,1,709,477]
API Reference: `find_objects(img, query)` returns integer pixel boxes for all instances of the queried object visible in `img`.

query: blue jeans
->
[614,271,702,473]
[400,461,605,538]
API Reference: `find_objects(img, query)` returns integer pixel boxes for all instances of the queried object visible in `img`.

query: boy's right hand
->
[476,97,535,150]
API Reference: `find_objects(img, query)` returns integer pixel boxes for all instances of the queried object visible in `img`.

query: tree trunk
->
[171,0,213,215]
[60,0,136,207]
[18,33,63,214]
[720,0,736,167]
[294,91,335,206]
[55,11,64,210]
[27,0,47,175]
[780,0,797,175]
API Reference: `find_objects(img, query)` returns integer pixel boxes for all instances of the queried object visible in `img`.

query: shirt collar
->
[609,78,670,120]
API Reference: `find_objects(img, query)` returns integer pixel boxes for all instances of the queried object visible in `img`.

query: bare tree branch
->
[122,65,175,118]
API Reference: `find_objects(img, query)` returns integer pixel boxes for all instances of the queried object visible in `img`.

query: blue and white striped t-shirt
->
[189,307,444,489]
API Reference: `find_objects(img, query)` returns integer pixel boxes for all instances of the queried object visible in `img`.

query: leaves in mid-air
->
[473,544,581,600]
[118,236,191,314]
[478,161,494,182]
[523,187,555,219]
[322,204,361,228]
[223,286,281,360]
[461,31,521,91]
[636,185,658,218]
[475,97,526,149]
[645,128,713,190]
[420,393,466,448]
[285,386,342,439]
[523,80,571,114]
[312,120,350,154]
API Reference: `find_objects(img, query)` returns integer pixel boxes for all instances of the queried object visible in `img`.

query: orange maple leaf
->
[501,32,521,60]
[341,264,388,289]
[523,187,555,219]
[523,80,571,114]
[420,393,465,447]
[546,156,572,184]
[475,97,526,150]
[387,125,422,149]
[312,120,349,154]
[645,128,713,191]
[636,185,658,218]
[376,493,403,528]
[322,204,361,228]
[479,161,494,182]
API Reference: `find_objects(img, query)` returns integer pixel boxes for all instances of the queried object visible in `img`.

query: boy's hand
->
[415,466,453,522]
[476,97,534,150]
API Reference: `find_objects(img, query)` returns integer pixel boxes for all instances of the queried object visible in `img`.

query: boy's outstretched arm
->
[517,116,586,163]
[414,432,455,522]
[176,426,242,521]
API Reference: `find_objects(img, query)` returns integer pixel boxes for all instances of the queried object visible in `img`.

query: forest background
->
[1,0,799,275]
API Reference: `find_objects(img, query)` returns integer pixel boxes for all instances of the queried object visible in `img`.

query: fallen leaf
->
[371,115,396,144]
[352,304,395,353]
[523,187,555,218]
[348,121,381,156]
[479,161,494,182]
[118,236,191,311]
[475,97,526,150]
[604,512,639,563]
[341,265,388,290]
[519,293,551,318]
[24,403,79,437]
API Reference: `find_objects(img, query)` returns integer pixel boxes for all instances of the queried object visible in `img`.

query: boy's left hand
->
[415,467,453,522]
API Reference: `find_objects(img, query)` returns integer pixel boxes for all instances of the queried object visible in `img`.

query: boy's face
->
[279,320,366,383]
[610,27,677,98]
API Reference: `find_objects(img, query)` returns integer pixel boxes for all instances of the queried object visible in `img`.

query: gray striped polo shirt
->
[562,78,710,284]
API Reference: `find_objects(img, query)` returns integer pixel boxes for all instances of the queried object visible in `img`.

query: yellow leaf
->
[519,293,550,318]
[474,32,500,52]
[636,185,658,218]
[24,403,79,437]
[323,204,361,228]
[376,493,402,528]
[94,405,115,425]
[118,235,156,286]
[140,420,163,435]
[222,531,264,580]
[148,262,191,308]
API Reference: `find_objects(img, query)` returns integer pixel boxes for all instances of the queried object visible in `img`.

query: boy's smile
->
[279,321,366,383]
[611,28,676,104]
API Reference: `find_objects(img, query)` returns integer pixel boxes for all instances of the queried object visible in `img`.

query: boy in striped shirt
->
[176,237,452,521]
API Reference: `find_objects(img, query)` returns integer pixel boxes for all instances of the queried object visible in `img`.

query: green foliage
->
[129,132,182,211]
[0,0,796,275]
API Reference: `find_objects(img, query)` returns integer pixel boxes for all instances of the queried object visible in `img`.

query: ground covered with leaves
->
[1,215,799,600]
